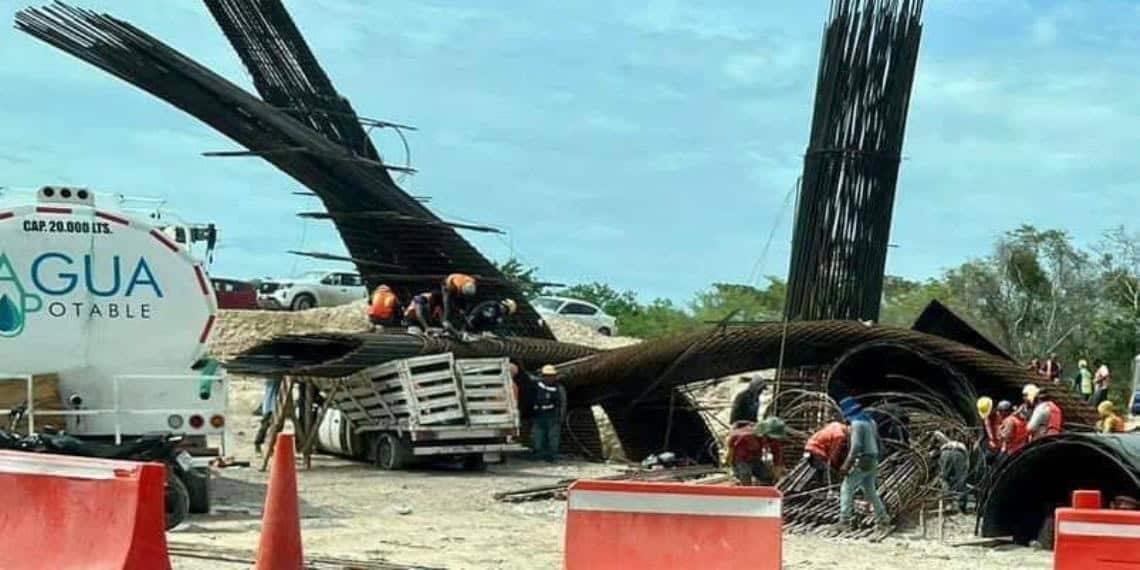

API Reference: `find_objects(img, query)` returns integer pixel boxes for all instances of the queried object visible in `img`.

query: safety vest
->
[1002,415,1030,455]
[369,288,399,319]
[1042,401,1063,435]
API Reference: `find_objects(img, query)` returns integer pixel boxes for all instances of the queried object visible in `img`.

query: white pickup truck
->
[0,185,228,513]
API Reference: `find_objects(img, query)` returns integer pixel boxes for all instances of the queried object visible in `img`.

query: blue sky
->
[2,1,1140,303]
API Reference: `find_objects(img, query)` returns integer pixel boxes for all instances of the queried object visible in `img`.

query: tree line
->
[498,224,1140,403]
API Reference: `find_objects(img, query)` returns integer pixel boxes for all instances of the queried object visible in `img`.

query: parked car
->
[257,271,367,311]
[532,296,618,336]
[210,278,258,310]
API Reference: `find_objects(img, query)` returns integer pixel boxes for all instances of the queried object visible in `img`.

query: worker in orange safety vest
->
[367,284,403,329]
[440,273,477,334]
[997,400,1030,460]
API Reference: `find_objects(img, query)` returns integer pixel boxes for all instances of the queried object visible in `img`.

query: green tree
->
[493,257,549,298]
[690,279,786,324]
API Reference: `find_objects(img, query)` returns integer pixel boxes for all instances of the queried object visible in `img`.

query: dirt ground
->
[169,379,1053,570]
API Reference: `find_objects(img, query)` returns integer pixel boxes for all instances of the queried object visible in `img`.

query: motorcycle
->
[1,405,194,529]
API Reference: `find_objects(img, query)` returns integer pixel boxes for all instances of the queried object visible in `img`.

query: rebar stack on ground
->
[14,1,553,339]
[784,0,924,322]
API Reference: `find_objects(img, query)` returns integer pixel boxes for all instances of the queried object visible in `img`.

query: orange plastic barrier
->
[0,451,170,570]
[1055,489,1140,569]
[564,480,782,569]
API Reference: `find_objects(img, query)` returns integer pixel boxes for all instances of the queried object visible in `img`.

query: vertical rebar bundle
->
[784,0,924,322]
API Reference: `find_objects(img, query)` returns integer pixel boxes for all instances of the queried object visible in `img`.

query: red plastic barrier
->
[1055,489,1140,569]
[564,480,782,570]
[0,451,170,570]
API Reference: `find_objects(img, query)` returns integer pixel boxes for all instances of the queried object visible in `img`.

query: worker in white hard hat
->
[466,297,518,335]
[1023,383,1064,440]
[529,364,566,463]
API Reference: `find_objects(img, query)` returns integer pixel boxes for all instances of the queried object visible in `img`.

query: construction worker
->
[835,397,890,531]
[367,284,403,329]
[934,432,969,514]
[997,400,1030,459]
[803,420,849,484]
[977,396,1001,463]
[530,364,566,463]
[1073,359,1094,399]
[466,298,517,335]
[725,417,787,486]
[440,273,477,334]
[1024,383,1064,440]
[1097,401,1127,433]
[404,291,443,333]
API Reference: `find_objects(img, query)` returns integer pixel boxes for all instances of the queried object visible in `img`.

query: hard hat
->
[996,400,1013,413]
[1098,401,1116,416]
[1079,359,1088,368]
[839,397,863,420]
[377,284,391,291]
[757,417,788,440]
[503,298,518,314]
[460,281,476,296]
[976,397,993,417]
[1022,383,1040,401]
[541,364,558,377]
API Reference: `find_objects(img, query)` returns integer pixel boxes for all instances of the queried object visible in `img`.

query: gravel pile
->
[209,303,639,360]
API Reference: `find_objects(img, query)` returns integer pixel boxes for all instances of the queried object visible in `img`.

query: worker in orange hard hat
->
[440,273,477,334]
[367,284,403,330]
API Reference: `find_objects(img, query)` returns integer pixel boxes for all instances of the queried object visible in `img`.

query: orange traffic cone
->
[255,433,303,570]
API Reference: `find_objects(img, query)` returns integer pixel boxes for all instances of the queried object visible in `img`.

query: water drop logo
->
[0,253,42,338]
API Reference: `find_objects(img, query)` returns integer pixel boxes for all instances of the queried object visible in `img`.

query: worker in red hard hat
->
[367,284,403,330]
[440,273,477,334]
[1023,383,1063,440]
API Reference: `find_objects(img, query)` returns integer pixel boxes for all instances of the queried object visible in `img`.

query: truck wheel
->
[292,294,316,311]
[461,454,487,472]
[374,433,412,470]
[165,471,191,530]
[185,468,211,514]
[598,327,613,336]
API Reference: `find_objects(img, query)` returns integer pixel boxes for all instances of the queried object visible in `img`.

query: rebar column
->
[784,0,924,322]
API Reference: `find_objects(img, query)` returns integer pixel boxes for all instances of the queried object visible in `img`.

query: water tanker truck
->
[0,185,227,512]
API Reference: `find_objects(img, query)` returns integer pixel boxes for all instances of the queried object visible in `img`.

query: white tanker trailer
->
[0,185,227,512]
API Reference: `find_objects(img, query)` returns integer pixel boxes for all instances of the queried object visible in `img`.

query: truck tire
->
[375,433,413,470]
[185,467,211,514]
[166,471,191,530]
[291,294,316,311]
[598,327,613,337]
[461,454,487,472]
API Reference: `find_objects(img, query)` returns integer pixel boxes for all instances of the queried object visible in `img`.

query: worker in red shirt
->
[803,421,850,479]
[725,417,787,486]
[997,400,1030,460]
[367,284,403,329]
